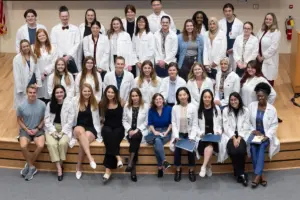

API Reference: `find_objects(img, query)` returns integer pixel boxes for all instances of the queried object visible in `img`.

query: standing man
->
[148,0,176,33]
[51,6,81,74]
[17,85,46,181]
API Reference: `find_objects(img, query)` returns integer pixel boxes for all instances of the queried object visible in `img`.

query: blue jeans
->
[146,129,171,167]
[250,139,270,175]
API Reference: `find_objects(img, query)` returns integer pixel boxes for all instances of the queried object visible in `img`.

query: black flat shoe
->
[131,174,137,182]
[157,169,163,178]
[125,166,133,172]
[188,170,196,182]
[238,174,248,187]
[58,174,63,181]
[174,170,181,182]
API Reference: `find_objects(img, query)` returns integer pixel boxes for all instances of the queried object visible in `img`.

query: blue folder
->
[201,134,221,142]
[175,139,196,152]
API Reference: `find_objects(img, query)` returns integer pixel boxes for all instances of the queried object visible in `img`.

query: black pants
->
[174,133,195,167]
[102,126,125,169]
[38,98,50,105]
[236,67,245,78]
[155,64,168,78]
[179,56,197,81]
[207,68,217,80]
[127,131,143,163]
[63,56,78,74]
[227,137,247,176]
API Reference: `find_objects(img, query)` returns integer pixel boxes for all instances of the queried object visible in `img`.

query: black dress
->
[197,107,219,155]
[101,103,125,169]
[76,104,97,138]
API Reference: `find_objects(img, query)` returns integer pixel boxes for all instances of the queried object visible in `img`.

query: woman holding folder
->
[171,87,198,182]
[197,89,222,178]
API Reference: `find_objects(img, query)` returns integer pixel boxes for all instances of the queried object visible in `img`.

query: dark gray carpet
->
[0,168,299,200]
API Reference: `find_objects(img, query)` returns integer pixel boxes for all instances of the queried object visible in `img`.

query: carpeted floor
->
[0,168,299,200]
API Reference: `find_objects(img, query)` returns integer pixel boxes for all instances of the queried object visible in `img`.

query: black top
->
[77,104,95,128]
[203,107,214,134]
[131,107,139,130]
[127,20,135,39]
[226,20,235,51]
[83,25,92,37]
[104,103,123,128]
[54,104,63,124]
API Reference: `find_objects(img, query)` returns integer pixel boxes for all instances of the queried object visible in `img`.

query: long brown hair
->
[137,60,158,88]
[240,60,265,87]
[127,88,144,108]
[53,58,71,87]
[19,39,37,64]
[34,28,52,58]
[261,13,278,32]
[79,83,98,111]
[80,56,100,92]
[99,85,121,118]
[182,19,197,42]
[188,62,207,80]
[107,17,125,39]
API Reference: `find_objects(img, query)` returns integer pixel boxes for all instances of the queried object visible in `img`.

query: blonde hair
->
[137,60,158,88]
[79,83,98,112]
[53,58,71,87]
[220,57,230,65]
[19,39,37,65]
[262,13,278,32]
[208,17,219,32]
[188,62,207,80]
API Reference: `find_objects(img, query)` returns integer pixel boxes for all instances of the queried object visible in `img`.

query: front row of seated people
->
[17,79,279,188]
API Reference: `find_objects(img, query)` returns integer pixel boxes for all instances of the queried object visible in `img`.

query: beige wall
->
[0,0,299,53]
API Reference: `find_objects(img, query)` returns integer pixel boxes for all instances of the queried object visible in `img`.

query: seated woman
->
[122,88,149,182]
[99,85,125,183]
[222,92,251,186]
[171,87,198,182]
[73,83,101,179]
[159,62,186,107]
[44,85,75,181]
[197,89,222,177]
[248,82,280,188]
[214,57,240,108]
[146,93,172,178]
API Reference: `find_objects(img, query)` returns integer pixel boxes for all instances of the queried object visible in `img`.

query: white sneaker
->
[90,161,97,169]
[76,171,82,179]
[206,166,212,177]
[199,166,206,177]
[117,160,123,168]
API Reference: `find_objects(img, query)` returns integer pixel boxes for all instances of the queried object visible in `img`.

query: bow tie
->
[62,26,69,30]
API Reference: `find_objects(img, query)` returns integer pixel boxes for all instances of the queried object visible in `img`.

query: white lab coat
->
[218,17,243,40]
[77,23,106,71]
[122,103,149,143]
[47,72,75,98]
[198,26,206,36]
[240,76,276,107]
[248,101,280,159]
[159,76,186,102]
[186,78,214,108]
[233,34,259,69]
[257,29,281,80]
[133,76,162,104]
[83,33,110,72]
[170,103,198,151]
[220,106,252,162]
[109,31,134,71]
[214,71,240,106]
[103,70,135,102]
[75,72,102,103]
[203,30,227,68]
[154,30,178,64]
[13,54,42,108]
[44,99,75,147]
[147,11,177,33]
[15,23,47,53]
[121,18,137,33]
[36,46,58,99]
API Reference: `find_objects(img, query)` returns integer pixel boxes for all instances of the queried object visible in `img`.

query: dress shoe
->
[131,174,137,182]
[237,174,248,187]
[157,169,163,178]
[58,174,63,181]
[189,170,196,182]
[174,170,181,182]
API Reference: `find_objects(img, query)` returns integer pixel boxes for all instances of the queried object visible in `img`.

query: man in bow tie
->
[50,5,81,75]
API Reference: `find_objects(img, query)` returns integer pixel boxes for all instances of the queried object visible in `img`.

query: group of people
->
[13,0,281,189]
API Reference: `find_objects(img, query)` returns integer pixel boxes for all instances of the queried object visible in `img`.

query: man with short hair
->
[17,85,46,181]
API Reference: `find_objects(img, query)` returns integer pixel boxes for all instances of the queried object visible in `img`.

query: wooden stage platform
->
[0,53,300,174]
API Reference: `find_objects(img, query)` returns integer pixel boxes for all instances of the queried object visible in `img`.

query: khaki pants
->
[45,124,70,162]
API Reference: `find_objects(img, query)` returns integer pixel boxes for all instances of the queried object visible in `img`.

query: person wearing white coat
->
[13,39,42,108]
[219,3,243,70]
[214,57,240,107]
[203,17,227,80]
[44,85,75,181]
[72,84,102,179]
[222,92,251,186]
[233,22,259,76]
[257,13,281,86]
[240,60,276,107]
[132,16,156,77]
[47,58,75,98]
[122,4,137,39]
[197,89,224,178]
[134,60,161,104]
[122,88,149,182]
[50,6,81,74]
[192,11,209,36]
[248,82,280,188]
[154,16,178,77]
[75,57,102,103]
[171,87,198,182]
[159,63,186,107]
[34,28,58,103]
[16,9,47,53]
[186,62,214,108]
